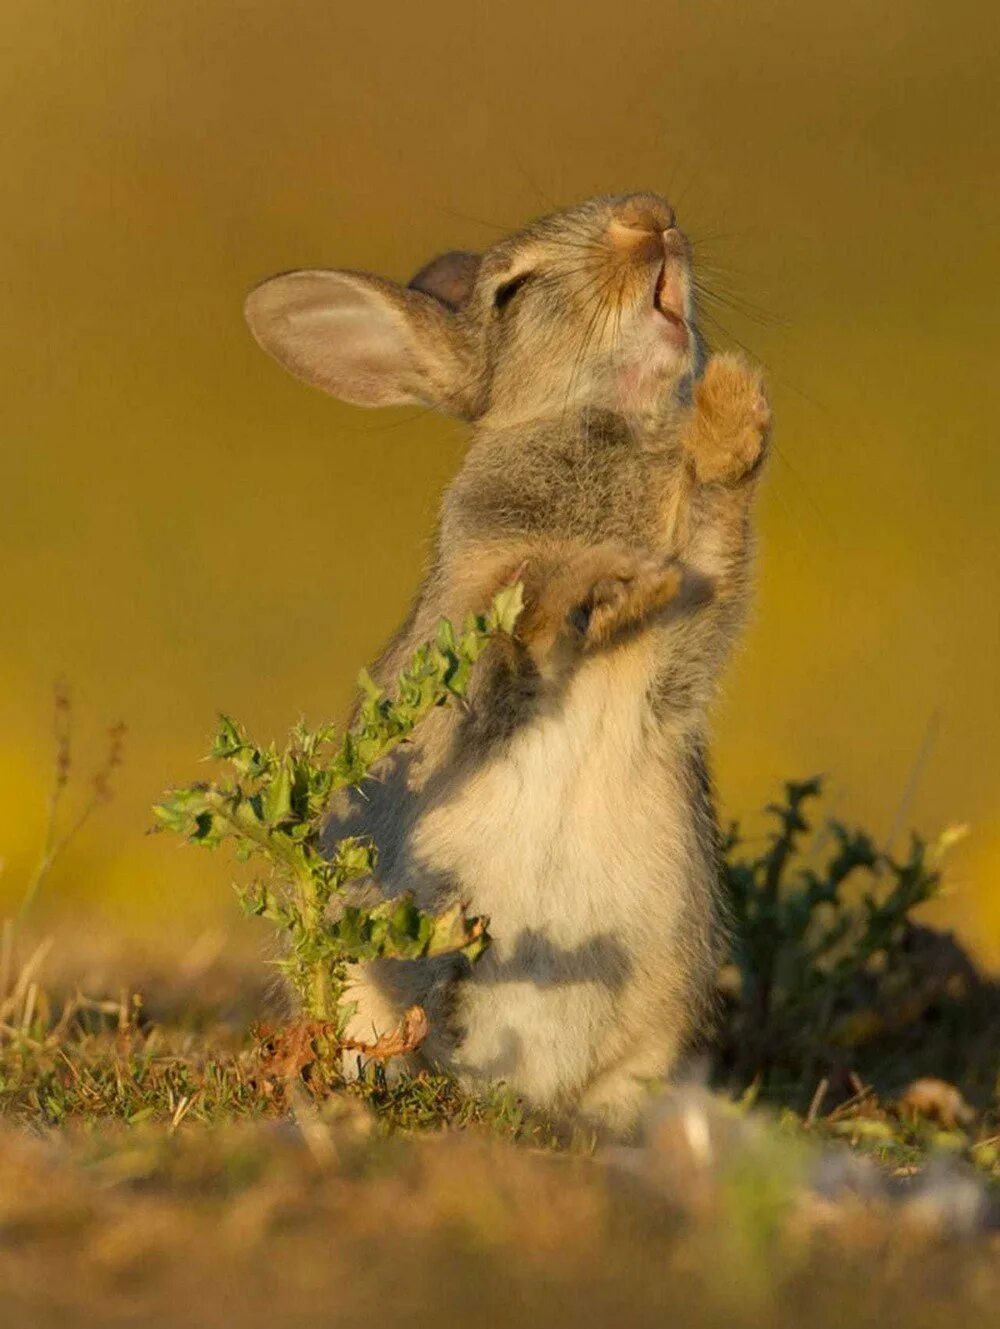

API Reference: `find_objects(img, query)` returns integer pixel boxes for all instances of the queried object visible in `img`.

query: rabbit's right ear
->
[244,269,468,411]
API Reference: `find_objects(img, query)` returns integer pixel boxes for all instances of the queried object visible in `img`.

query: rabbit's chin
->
[614,322,694,416]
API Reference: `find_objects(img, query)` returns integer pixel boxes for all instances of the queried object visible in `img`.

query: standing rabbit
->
[245,192,770,1136]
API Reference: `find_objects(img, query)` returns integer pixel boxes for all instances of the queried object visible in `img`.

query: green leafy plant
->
[154,586,524,1033]
[719,777,973,1097]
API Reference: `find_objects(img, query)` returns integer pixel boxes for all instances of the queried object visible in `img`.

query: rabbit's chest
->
[408,639,682,949]
[404,640,691,1102]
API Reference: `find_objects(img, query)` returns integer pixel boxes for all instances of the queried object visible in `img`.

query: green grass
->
[6,679,998,1326]
[0,910,992,1329]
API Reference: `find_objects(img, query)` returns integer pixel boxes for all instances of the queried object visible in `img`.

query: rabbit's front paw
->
[516,545,706,667]
[571,554,685,648]
[684,353,770,485]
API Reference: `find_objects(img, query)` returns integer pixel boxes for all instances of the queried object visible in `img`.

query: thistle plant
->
[154,585,523,1033]
[721,778,968,1089]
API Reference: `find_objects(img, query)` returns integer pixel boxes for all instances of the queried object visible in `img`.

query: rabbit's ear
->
[244,269,466,410]
[408,251,481,309]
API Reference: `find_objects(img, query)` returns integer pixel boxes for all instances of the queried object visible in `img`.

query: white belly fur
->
[405,638,698,1108]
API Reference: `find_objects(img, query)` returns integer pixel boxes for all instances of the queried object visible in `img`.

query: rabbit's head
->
[245,193,700,428]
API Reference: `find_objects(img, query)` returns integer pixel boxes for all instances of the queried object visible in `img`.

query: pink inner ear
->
[408,251,481,309]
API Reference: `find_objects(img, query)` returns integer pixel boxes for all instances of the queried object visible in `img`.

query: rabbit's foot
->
[683,353,770,486]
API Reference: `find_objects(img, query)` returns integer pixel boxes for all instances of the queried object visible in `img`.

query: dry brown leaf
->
[254,1005,430,1086]
[342,1005,430,1062]
[254,1019,335,1082]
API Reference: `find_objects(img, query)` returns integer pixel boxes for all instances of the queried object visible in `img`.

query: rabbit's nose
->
[607,194,677,258]
[614,193,676,234]
[662,226,691,261]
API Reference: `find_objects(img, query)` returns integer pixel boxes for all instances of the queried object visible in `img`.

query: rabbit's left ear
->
[244,269,468,411]
[409,250,482,309]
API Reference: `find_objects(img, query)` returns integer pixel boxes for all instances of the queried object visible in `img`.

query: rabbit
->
[244,192,771,1137]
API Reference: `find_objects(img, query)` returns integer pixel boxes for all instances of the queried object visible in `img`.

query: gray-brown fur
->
[244,193,770,1136]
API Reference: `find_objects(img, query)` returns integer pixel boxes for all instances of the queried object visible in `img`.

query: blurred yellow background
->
[2,0,997,962]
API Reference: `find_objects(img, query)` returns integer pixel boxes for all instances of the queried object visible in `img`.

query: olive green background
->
[2,0,997,961]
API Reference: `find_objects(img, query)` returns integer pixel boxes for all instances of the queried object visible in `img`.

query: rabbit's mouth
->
[653,260,689,349]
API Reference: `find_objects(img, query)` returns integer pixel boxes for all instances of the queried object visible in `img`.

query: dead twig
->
[805,1077,829,1127]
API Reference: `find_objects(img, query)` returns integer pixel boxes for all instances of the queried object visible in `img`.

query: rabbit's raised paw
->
[684,353,771,486]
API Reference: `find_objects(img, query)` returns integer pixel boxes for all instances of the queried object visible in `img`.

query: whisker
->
[689,229,751,248]
[436,206,519,235]
[560,264,623,424]
[511,153,558,211]
[562,285,610,418]
[693,281,785,330]
[693,303,769,370]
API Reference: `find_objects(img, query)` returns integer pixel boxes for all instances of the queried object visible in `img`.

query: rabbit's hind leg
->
[576,1033,685,1141]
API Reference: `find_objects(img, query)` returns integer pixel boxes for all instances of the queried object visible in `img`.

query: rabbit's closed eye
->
[493,271,535,312]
